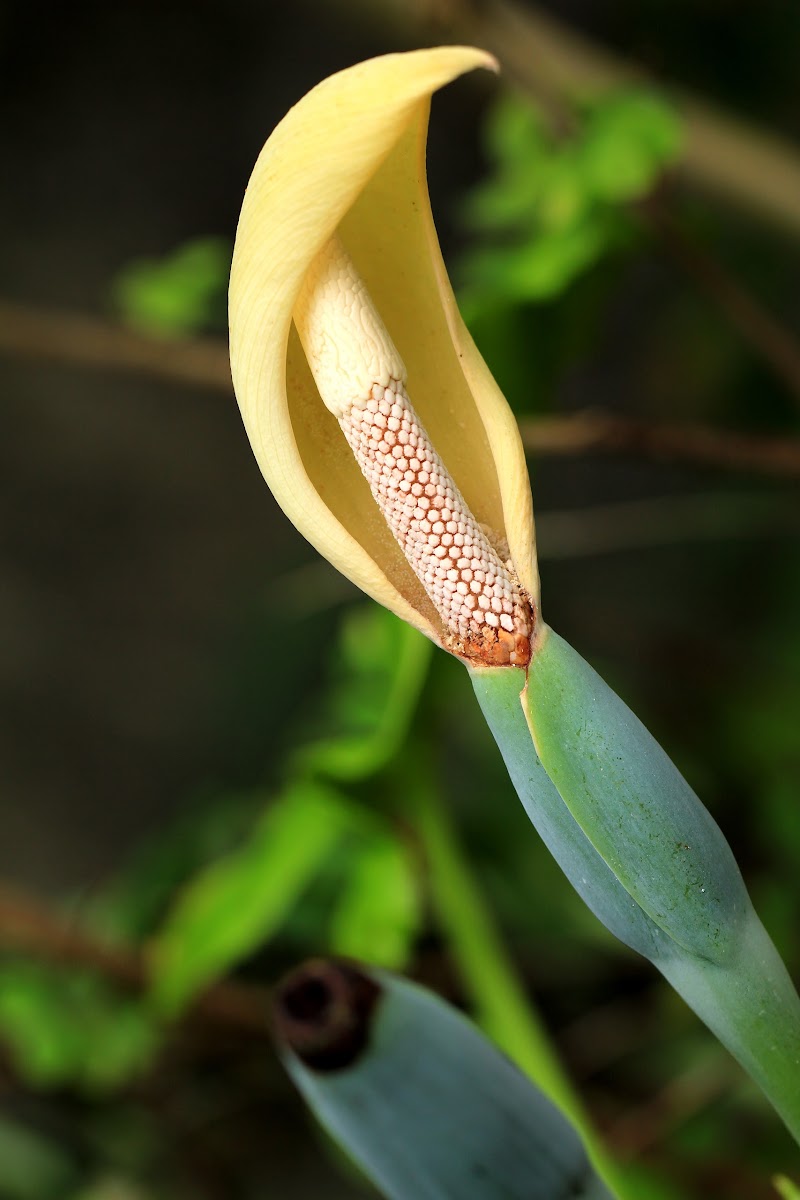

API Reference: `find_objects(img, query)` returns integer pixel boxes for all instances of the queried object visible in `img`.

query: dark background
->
[1,1,799,1196]
[1,0,504,889]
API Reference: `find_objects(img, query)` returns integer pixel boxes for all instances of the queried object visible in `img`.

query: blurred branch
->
[3,297,800,478]
[371,0,800,236]
[520,411,800,478]
[0,883,268,1035]
[605,1056,736,1158]
[0,299,231,392]
[536,492,800,560]
[644,201,800,403]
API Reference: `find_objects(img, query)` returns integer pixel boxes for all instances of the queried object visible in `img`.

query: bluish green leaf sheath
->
[659,909,800,1142]
[150,783,353,1015]
[470,663,669,960]
[275,960,614,1200]
[472,626,800,1141]
[523,628,749,962]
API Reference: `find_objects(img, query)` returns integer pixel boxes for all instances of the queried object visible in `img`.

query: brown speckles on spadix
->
[294,237,532,667]
[341,382,531,665]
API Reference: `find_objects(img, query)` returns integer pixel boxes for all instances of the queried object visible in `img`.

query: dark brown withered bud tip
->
[273,958,382,1074]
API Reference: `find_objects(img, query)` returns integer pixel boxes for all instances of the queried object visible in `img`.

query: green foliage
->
[0,1117,77,1199]
[0,962,157,1091]
[0,606,434,1123]
[298,604,433,782]
[580,94,683,201]
[4,13,800,1199]
[69,1179,152,1200]
[329,835,420,969]
[461,89,681,310]
[1,592,793,1195]
[150,782,356,1014]
[149,607,431,1013]
[111,236,230,336]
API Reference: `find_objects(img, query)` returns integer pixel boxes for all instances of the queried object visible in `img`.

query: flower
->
[229,54,800,1136]
[229,46,539,666]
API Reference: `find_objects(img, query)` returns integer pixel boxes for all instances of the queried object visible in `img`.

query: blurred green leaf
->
[0,962,87,1087]
[150,782,356,1014]
[462,87,680,309]
[484,89,549,166]
[775,1177,800,1200]
[463,95,548,232]
[329,836,421,970]
[465,96,586,236]
[0,1117,77,1199]
[148,608,432,1013]
[112,236,230,335]
[579,92,682,201]
[300,607,432,783]
[0,963,157,1092]
[69,1178,153,1200]
[80,1002,159,1091]
[464,215,620,303]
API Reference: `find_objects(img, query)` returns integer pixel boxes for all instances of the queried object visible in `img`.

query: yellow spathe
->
[229,46,539,651]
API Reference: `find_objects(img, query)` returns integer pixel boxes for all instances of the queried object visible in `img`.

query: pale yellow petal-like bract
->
[229,46,539,649]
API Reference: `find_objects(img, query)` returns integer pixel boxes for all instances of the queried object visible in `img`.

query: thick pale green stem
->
[471,626,800,1146]
[658,912,800,1143]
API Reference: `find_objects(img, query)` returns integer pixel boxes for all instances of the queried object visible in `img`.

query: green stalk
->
[472,626,800,1145]
[660,913,800,1143]
[413,771,632,1200]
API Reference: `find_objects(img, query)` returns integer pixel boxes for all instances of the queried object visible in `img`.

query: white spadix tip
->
[295,237,407,417]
